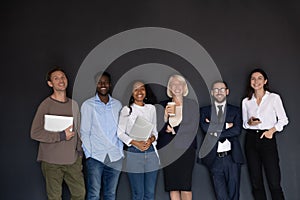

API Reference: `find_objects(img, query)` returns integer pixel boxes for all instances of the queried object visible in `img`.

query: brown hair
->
[46,67,66,82]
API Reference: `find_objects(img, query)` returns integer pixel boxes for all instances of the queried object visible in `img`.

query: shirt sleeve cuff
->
[243,122,250,129]
[225,123,229,129]
[59,131,66,141]
[125,138,133,146]
[274,124,282,132]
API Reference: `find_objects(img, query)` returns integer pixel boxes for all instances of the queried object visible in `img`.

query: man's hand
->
[65,125,75,140]
[226,123,233,129]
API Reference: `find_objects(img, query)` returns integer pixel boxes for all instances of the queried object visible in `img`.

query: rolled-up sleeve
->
[242,99,251,129]
[151,106,158,142]
[274,95,288,132]
[117,107,133,146]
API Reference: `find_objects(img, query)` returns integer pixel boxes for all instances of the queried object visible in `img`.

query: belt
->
[217,150,231,158]
[248,129,268,134]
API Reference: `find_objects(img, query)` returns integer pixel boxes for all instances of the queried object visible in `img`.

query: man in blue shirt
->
[80,72,123,200]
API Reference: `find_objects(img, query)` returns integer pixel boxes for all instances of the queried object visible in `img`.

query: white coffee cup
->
[167,102,176,117]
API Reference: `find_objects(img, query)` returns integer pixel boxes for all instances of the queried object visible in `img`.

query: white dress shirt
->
[214,101,231,152]
[242,91,288,131]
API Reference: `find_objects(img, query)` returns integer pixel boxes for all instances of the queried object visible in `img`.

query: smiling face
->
[132,82,146,105]
[96,75,111,97]
[250,72,268,91]
[211,82,229,103]
[47,70,68,92]
[169,79,184,98]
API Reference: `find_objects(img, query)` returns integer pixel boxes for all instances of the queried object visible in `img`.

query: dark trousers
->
[210,154,241,200]
[245,130,285,200]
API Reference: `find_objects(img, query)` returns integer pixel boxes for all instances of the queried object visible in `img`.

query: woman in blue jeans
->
[117,81,159,200]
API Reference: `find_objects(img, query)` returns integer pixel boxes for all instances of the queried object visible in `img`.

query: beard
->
[214,96,226,103]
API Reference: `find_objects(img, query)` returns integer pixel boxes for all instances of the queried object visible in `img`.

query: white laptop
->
[129,116,153,141]
[44,114,73,132]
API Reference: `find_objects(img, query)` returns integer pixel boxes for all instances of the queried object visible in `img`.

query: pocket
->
[73,156,83,171]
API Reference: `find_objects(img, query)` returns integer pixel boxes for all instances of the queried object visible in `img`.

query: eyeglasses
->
[212,88,227,93]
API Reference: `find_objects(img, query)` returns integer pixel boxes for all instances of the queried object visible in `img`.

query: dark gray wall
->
[1,0,299,199]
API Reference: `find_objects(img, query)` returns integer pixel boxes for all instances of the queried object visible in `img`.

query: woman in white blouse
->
[242,68,288,200]
[117,81,159,200]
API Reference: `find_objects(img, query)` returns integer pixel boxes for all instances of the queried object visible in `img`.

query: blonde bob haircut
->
[167,74,189,98]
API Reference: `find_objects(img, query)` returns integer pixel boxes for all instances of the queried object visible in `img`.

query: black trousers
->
[245,130,285,200]
[210,154,241,200]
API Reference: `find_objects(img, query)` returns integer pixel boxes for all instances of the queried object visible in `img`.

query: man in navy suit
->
[199,80,244,200]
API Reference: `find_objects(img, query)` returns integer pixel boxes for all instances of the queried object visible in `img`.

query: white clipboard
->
[44,114,73,132]
[129,116,153,141]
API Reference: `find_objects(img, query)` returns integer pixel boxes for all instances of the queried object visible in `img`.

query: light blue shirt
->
[80,94,123,162]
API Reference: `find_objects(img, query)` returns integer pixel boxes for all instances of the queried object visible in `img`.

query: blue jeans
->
[126,145,159,200]
[85,157,122,200]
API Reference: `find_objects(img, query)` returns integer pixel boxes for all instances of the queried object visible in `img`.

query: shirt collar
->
[95,94,112,105]
[214,101,226,111]
[133,103,145,108]
[214,101,226,107]
[251,91,270,101]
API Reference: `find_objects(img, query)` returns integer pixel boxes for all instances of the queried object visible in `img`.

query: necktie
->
[199,105,224,159]
[217,105,223,122]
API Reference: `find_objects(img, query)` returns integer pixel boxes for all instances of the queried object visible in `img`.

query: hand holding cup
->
[167,102,176,117]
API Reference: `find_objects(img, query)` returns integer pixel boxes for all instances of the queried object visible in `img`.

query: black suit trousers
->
[209,154,241,200]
